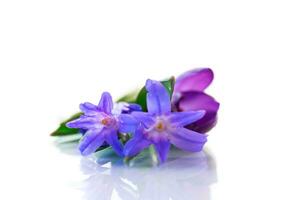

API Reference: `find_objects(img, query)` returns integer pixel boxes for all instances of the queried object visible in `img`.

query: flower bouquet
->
[51,68,220,164]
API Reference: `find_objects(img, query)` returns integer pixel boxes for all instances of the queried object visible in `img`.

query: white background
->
[1,0,300,199]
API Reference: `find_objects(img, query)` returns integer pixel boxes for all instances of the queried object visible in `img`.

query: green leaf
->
[135,76,175,111]
[161,77,175,97]
[51,112,82,136]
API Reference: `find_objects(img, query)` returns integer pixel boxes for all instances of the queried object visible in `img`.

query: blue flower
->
[66,92,138,156]
[124,79,208,163]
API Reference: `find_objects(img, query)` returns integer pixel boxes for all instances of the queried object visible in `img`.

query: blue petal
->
[79,102,99,116]
[131,111,155,128]
[168,110,206,127]
[153,140,170,163]
[66,116,99,129]
[169,128,207,152]
[122,103,142,113]
[79,128,104,156]
[128,103,142,111]
[123,126,151,157]
[124,137,151,158]
[78,128,102,153]
[98,92,113,114]
[145,79,171,115]
[105,130,124,157]
[118,114,138,133]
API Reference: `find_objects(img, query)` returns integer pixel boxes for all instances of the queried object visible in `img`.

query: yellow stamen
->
[156,122,165,131]
[101,118,109,125]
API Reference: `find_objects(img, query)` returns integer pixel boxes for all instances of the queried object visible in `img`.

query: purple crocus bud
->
[173,68,219,133]
[66,92,137,156]
[175,91,220,133]
[174,68,214,93]
[124,80,207,163]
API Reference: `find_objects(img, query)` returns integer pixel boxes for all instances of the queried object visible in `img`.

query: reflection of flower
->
[80,150,217,200]
[124,79,207,163]
[173,68,220,133]
[67,92,138,156]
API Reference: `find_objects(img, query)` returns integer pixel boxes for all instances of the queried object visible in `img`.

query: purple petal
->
[105,130,124,157]
[174,68,214,93]
[153,141,170,163]
[131,111,155,128]
[66,116,99,129]
[79,129,104,156]
[123,127,151,157]
[145,79,171,115]
[118,114,138,133]
[173,127,207,143]
[132,124,145,139]
[124,137,151,158]
[78,128,102,153]
[79,102,99,116]
[98,92,113,114]
[128,103,142,111]
[169,128,207,152]
[122,103,142,114]
[168,110,206,127]
[177,91,220,133]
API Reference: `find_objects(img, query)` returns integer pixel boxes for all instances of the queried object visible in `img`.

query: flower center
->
[145,117,170,142]
[155,121,166,132]
[100,117,115,127]
[154,119,167,132]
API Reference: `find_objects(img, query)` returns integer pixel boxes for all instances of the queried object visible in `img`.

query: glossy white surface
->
[46,135,217,200]
[80,148,216,200]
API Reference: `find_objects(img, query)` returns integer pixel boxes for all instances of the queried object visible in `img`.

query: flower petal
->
[153,141,170,163]
[105,130,124,157]
[123,137,151,158]
[118,114,138,133]
[145,79,171,115]
[79,128,104,156]
[177,91,220,133]
[98,92,113,114]
[169,128,207,152]
[173,127,207,143]
[168,110,206,127]
[131,111,155,128]
[123,103,142,113]
[66,116,100,129]
[79,102,99,116]
[123,126,150,157]
[174,68,214,93]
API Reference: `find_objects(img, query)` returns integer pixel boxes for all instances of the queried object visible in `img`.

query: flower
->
[124,79,207,163]
[66,92,138,156]
[173,68,220,133]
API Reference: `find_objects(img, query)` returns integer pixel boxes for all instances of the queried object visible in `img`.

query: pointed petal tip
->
[154,141,170,164]
[98,92,114,114]
[65,121,75,128]
[196,110,206,119]
[80,149,91,156]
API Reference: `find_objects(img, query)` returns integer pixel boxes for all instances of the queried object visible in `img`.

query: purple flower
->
[173,68,220,133]
[66,92,138,156]
[124,80,207,163]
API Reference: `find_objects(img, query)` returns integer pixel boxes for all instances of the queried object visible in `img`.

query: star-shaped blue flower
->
[66,92,138,156]
[124,80,207,163]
